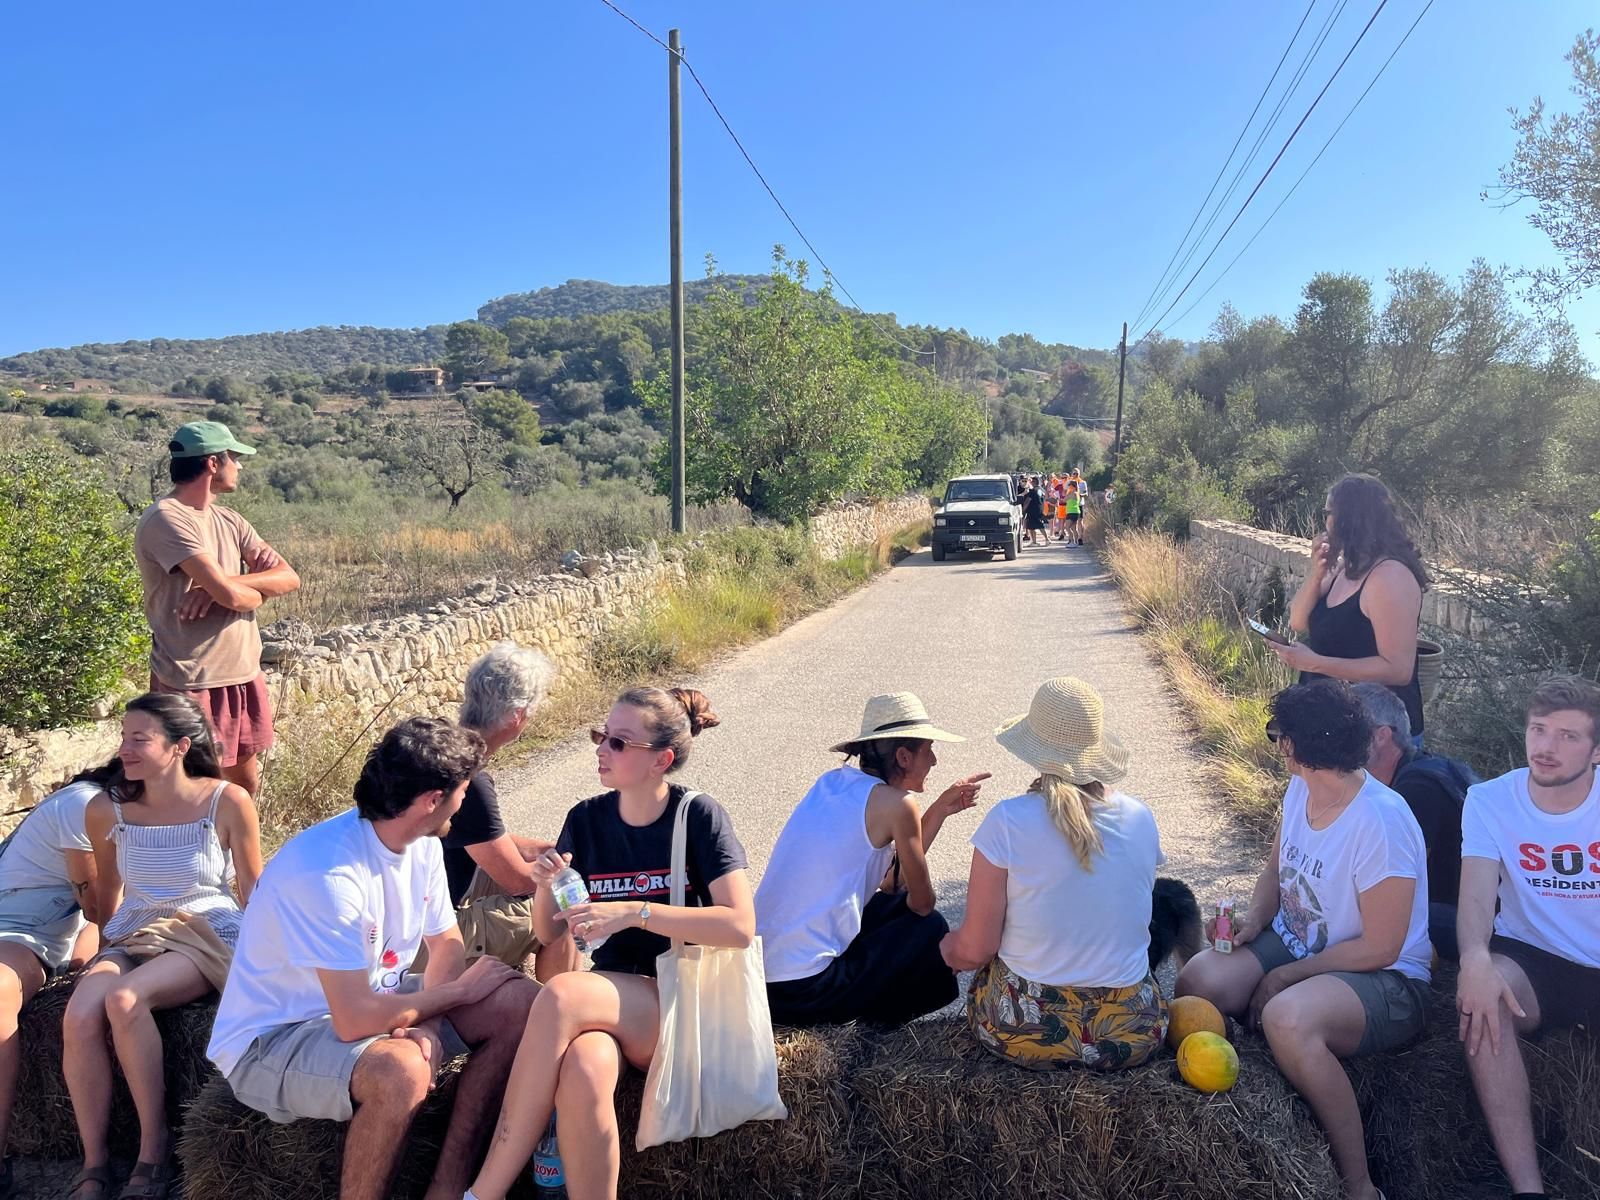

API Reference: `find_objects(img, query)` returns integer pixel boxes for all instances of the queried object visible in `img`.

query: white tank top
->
[755,765,898,983]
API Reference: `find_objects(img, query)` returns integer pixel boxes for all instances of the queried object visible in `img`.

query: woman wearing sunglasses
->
[464,685,752,1200]
[1176,680,1432,1200]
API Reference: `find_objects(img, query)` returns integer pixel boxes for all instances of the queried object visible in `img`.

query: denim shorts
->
[1246,927,1429,1056]
[0,885,86,972]
[225,976,467,1124]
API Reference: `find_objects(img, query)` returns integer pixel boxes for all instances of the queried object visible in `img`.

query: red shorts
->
[149,672,275,767]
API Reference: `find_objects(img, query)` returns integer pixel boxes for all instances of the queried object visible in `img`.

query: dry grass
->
[1104,528,1290,840]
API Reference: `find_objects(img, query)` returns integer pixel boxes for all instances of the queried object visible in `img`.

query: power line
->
[1141,0,1353,328]
[1129,0,1319,334]
[594,0,934,361]
[1157,0,1436,338]
[1132,0,1393,350]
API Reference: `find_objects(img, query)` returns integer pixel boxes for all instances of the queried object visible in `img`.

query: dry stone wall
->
[0,497,931,817]
[1191,518,1487,636]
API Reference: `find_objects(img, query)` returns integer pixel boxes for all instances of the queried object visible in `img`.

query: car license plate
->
[960,533,987,542]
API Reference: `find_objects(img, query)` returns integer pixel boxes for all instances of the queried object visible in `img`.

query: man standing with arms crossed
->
[1456,676,1600,1200]
[134,421,300,796]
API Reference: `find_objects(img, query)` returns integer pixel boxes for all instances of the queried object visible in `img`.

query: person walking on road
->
[757,693,987,1026]
[134,421,300,797]
[1019,476,1049,547]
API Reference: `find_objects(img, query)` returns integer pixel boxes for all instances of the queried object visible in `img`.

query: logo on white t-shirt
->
[1516,841,1600,892]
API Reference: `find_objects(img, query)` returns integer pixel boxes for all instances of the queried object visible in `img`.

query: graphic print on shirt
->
[1274,841,1330,957]
[585,868,679,899]
[1515,840,1600,895]
[375,936,405,992]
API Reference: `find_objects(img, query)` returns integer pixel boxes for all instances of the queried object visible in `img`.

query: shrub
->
[0,439,146,729]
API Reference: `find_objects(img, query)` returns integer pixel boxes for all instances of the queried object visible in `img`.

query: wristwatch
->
[638,901,652,929]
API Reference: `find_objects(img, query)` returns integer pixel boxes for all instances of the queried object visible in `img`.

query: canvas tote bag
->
[635,790,788,1150]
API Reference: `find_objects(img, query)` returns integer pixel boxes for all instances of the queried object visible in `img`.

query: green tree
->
[469,388,542,448]
[640,256,892,521]
[0,439,147,728]
[443,321,510,384]
[1498,30,1600,311]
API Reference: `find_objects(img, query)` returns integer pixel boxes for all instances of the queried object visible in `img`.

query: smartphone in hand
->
[1247,617,1290,646]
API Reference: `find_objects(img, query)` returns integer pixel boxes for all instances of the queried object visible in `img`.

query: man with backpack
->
[1354,682,1478,960]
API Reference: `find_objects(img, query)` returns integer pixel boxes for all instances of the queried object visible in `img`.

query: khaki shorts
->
[1247,927,1429,1056]
[413,870,540,972]
[225,976,467,1124]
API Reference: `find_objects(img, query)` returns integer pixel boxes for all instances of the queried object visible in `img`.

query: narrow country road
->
[496,541,1257,929]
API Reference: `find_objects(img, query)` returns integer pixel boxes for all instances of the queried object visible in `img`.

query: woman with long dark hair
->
[62,693,263,1200]
[1271,473,1429,742]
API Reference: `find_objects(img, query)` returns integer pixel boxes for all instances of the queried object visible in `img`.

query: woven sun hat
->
[830,692,965,754]
[994,676,1130,787]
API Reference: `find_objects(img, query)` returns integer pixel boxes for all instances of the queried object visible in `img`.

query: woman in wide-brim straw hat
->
[940,676,1175,1071]
[754,693,991,1027]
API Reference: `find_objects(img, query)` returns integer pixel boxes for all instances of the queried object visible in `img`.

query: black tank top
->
[1302,564,1424,735]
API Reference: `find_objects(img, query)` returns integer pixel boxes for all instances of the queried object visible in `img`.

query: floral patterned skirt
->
[967,957,1168,1071]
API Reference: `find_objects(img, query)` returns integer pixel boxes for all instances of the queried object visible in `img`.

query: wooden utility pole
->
[668,28,686,533]
[1111,321,1128,475]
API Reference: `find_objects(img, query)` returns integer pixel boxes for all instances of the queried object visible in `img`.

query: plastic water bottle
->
[551,866,608,954]
[531,1114,566,1197]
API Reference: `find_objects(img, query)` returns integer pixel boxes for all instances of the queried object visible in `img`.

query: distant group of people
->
[0,422,1590,1200]
[1014,468,1091,546]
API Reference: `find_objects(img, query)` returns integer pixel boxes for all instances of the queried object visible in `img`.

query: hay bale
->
[611,1023,863,1200]
[10,976,218,1158]
[178,1057,469,1200]
[846,1019,1341,1200]
[1350,967,1600,1200]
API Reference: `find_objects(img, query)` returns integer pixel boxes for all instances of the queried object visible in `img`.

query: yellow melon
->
[1165,995,1227,1050]
[1177,1031,1240,1093]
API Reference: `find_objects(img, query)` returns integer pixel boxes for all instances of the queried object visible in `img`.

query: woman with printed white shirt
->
[1177,680,1432,1200]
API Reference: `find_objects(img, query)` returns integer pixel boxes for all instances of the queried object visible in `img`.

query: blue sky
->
[2,0,1595,361]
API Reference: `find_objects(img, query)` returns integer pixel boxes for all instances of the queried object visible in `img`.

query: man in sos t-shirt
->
[1456,678,1600,1200]
[556,785,747,976]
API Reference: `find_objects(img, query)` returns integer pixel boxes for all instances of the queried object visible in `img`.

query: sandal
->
[117,1157,176,1200]
[65,1166,115,1199]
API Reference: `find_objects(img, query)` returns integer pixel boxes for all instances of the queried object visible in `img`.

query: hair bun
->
[670,687,720,736]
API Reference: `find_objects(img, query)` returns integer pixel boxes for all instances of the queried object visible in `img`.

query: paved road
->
[496,540,1257,925]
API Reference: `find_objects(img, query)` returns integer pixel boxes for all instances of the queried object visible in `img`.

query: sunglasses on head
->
[589,728,656,753]
[1265,721,1282,744]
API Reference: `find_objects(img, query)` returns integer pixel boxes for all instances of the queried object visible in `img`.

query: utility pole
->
[668,28,686,534]
[983,391,990,468]
[1111,321,1128,476]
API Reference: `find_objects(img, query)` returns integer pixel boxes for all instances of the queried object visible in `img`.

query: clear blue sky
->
[2,0,1595,361]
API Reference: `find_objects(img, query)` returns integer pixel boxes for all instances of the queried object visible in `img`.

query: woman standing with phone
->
[1268,474,1428,746]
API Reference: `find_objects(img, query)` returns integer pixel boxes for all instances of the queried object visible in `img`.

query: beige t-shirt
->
[134,496,269,689]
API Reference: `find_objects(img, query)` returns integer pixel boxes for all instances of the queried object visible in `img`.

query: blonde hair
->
[1033,774,1107,871]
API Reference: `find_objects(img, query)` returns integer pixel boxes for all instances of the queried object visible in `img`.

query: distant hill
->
[476,276,771,325]
[0,325,451,390]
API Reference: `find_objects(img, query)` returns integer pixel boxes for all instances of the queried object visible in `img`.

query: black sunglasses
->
[589,727,656,753]
[1265,722,1282,744]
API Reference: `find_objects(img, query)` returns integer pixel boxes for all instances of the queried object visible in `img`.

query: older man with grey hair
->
[438,641,578,982]
[1354,681,1477,960]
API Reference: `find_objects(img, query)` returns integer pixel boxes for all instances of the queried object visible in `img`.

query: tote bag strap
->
[666,789,702,950]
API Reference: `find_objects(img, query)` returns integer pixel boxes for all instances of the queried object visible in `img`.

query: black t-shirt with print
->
[441,771,507,906]
[556,784,747,977]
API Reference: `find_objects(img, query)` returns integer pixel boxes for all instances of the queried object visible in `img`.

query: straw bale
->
[178,1057,468,1200]
[612,1023,864,1200]
[1349,966,1599,1200]
[10,978,218,1158]
[846,1018,1341,1200]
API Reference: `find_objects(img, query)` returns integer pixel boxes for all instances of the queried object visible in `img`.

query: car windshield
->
[945,482,1008,503]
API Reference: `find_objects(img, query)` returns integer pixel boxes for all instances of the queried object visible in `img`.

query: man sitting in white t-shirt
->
[207,717,538,1200]
[1456,676,1600,1200]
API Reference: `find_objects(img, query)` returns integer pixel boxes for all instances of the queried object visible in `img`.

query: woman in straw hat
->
[755,693,989,1026]
[940,677,1169,1070]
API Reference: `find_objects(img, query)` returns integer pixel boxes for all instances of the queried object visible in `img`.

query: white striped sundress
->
[102,781,242,948]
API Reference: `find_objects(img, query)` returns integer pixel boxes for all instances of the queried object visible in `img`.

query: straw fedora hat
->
[830,693,964,754]
[994,676,1129,786]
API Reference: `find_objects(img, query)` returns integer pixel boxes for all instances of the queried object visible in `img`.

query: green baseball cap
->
[168,420,256,459]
